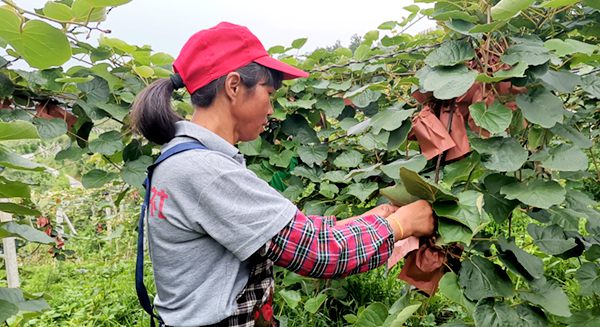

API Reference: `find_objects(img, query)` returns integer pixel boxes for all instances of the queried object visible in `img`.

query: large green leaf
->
[346,182,378,202]
[0,146,44,171]
[0,10,71,69]
[0,222,53,244]
[278,289,301,309]
[399,168,458,202]
[381,155,427,180]
[501,180,565,209]
[502,37,551,66]
[356,302,388,327]
[416,64,477,100]
[0,177,30,198]
[0,299,18,323]
[298,145,328,167]
[369,108,415,135]
[470,137,528,172]
[519,278,572,317]
[483,174,520,223]
[0,121,39,141]
[32,117,67,139]
[581,75,600,99]
[576,262,600,296]
[442,153,481,187]
[527,224,577,255]
[316,98,345,118]
[474,299,546,327]
[459,256,514,301]
[382,303,421,327]
[438,219,473,245]
[380,183,419,206]
[438,272,475,313]
[491,0,536,20]
[121,156,152,189]
[0,203,40,216]
[529,144,588,171]
[550,123,593,149]
[88,131,123,155]
[43,2,74,21]
[281,114,319,144]
[304,294,327,314]
[496,237,544,280]
[96,103,130,121]
[544,38,598,57]
[82,169,118,188]
[468,101,513,135]
[433,191,490,235]
[516,89,565,128]
[334,150,363,168]
[424,40,475,67]
[539,70,581,93]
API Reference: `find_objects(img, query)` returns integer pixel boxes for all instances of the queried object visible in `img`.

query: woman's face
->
[233,81,275,142]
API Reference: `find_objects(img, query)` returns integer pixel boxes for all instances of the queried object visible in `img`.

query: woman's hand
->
[362,204,400,218]
[387,200,435,240]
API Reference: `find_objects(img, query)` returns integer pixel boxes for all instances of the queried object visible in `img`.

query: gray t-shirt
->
[147,121,296,326]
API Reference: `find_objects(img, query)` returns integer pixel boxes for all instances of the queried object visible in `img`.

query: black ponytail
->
[131,78,182,145]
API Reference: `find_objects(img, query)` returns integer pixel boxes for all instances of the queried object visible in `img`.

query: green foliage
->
[0,0,599,325]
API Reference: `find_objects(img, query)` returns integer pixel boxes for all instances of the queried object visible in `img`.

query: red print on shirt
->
[149,187,169,219]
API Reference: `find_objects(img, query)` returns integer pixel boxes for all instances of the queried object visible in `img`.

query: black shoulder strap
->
[135,142,207,326]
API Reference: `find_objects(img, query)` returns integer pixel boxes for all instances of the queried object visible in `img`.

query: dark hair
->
[131,62,283,145]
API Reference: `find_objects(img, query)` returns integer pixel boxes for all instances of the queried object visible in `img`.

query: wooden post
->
[0,211,20,288]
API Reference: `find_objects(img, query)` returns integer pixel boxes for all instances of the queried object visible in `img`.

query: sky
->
[23,0,436,57]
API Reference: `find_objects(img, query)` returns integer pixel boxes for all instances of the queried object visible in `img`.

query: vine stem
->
[588,148,600,181]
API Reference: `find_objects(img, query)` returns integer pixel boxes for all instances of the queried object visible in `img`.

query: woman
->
[131,22,434,327]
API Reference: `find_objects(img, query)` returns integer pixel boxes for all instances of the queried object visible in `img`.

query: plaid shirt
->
[208,211,395,326]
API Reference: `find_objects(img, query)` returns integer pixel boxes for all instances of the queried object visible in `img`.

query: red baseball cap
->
[173,22,309,94]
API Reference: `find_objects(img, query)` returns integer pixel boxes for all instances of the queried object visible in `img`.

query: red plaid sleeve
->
[266,210,395,278]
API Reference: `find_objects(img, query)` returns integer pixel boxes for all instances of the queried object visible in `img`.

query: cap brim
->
[254,56,309,80]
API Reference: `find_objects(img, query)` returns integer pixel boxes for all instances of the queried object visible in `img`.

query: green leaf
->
[0,10,71,69]
[270,149,295,168]
[0,178,30,198]
[319,182,339,199]
[586,244,600,261]
[544,38,598,57]
[442,153,481,187]
[354,44,370,61]
[316,98,345,118]
[298,145,328,167]
[0,222,53,244]
[96,103,130,121]
[517,89,565,128]
[0,299,18,323]
[491,0,536,21]
[438,220,473,245]
[400,167,458,202]
[133,65,154,78]
[468,21,507,33]
[281,114,319,144]
[459,256,514,301]
[32,117,67,139]
[356,302,388,327]
[501,180,565,209]
[476,62,529,82]
[527,224,577,255]
[0,203,40,216]
[468,101,513,135]
[380,183,420,206]
[55,145,84,161]
[381,155,427,180]
[278,290,301,309]
[334,150,363,168]
[43,2,74,21]
[0,121,39,141]
[541,0,581,7]
[433,191,490,235]
[496,237,544,280]
[370,108,415,134]
[0,146,44,171]
[540,70,582,93]
[291,37,308,49]
[88,131,123,155]
[502,38,551,66]
[238,138,262,156]
[576,262,600,296]
[304,294,326,314]
[439,272,475,313]
[483,174,520,223]
[581,75,600,99]
[519,278,572,317]
[82,169,118,188]
[473,299,524,327]
[121,156,152,189]
[529,144,588,171]
[346,182,378,202]
[416,64,477,100]
[424,40,475,67]
[55,76,94,83]
[549,123,592,149]
[470,137,528,172]
[0,73,14,97]
[77,77,110,105]
[383,303,421,327]
[99,35,135,53]
[351,89,381,108]
[150,52,174,66]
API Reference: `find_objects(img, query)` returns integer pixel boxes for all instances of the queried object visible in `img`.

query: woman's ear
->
[224,72,242,102]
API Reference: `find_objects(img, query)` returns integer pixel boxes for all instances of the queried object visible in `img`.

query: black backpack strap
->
[136,142,207,326]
